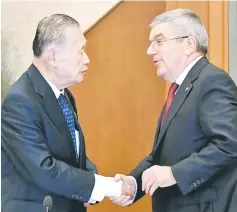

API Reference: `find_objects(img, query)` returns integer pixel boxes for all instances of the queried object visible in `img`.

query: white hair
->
[32,14,80,57]
[150,9,208,54]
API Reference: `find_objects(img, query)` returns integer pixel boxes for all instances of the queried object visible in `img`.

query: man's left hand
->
[142,165,177,195]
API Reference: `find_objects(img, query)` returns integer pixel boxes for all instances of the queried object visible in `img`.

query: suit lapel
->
[152,108,164,152]
[65,90,86,167]
[154,82,193,152]
[153,57,210,152]
[27,65,74,150]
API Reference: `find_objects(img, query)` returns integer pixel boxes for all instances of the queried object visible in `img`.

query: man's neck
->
[185,52,204,68]
[175,53,204,85]
[33,58,59,89]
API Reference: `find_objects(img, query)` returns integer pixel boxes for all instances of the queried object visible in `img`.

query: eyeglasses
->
[148,36,189,48]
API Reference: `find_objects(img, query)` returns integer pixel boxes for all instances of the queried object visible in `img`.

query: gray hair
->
[150,9,208,54]
[32,14,80,57]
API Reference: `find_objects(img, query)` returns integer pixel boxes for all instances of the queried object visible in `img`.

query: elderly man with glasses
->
[110,8,237,212]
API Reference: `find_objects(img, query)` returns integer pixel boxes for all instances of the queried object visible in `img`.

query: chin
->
[157,70,171,82]
[75,75,84,84]
[157,69,165,77]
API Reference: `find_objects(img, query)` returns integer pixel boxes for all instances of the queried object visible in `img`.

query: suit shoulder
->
[2,72,37,107]
[199,63,236,89]
[200,63,227,78]
[196,63,237,102]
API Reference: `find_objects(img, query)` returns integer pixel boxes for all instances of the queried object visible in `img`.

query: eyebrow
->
[150,33,164,41]
[80,42,86,50]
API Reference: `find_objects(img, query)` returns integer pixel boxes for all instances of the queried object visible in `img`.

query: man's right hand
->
[109,174,136,207]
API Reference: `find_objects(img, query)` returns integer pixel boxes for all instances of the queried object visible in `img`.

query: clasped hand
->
[108,174,136,206]
[107,165,176,207]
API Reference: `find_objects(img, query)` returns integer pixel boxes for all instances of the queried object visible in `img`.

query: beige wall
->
[1,0,120,96]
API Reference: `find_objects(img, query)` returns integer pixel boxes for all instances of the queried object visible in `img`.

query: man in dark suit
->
[110,9,237,212]
[1,14,131,212]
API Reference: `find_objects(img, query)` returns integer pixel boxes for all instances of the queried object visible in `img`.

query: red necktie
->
[161,83,178,126]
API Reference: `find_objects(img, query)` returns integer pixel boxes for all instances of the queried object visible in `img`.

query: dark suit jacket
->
[1,64,98,212]
[130,57,237,212]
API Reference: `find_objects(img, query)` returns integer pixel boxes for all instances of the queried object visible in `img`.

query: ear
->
[46,45,57,68]
[185,36,197,56]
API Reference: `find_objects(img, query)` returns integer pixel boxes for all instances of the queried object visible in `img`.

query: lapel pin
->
[185,87,189,92]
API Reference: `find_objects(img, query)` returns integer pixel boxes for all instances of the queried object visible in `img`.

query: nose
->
[83,52,90,65]
[147,43,157,56]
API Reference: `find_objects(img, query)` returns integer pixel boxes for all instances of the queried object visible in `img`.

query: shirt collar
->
[175,55,203,86]
[41,74,64,99]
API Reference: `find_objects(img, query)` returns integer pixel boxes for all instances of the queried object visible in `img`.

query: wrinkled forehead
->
[149,23,176,41]
[64,26,86,48]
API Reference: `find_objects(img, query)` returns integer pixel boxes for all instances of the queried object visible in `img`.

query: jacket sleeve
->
[171,72,237,195]
[129,154,153,202]
[86,157,98,174]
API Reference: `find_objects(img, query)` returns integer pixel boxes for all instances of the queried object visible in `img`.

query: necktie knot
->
[58,94,67,106]
[161,83,178,126]
[168,83,178,96]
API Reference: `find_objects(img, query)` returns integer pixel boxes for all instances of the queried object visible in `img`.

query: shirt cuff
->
[88,174,105,203]
[88,174,122,203]
[128,176,137,202]
[104,177,122,197]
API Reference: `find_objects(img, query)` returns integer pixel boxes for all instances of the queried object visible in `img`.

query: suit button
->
[197,180,200,184]
[72,194,76,198]
[189,185,193,189]
[201,178,204,182]
[193,182,197,187]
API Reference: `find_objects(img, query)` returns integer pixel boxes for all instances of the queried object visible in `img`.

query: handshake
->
[107,165,176,207]
[86,165,177,207]
[107,174,137,207]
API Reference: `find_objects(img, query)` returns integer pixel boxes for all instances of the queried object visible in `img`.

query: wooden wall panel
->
[70,2,166,212]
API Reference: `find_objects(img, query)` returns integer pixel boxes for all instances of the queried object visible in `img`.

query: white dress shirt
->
[175,55,203,87]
